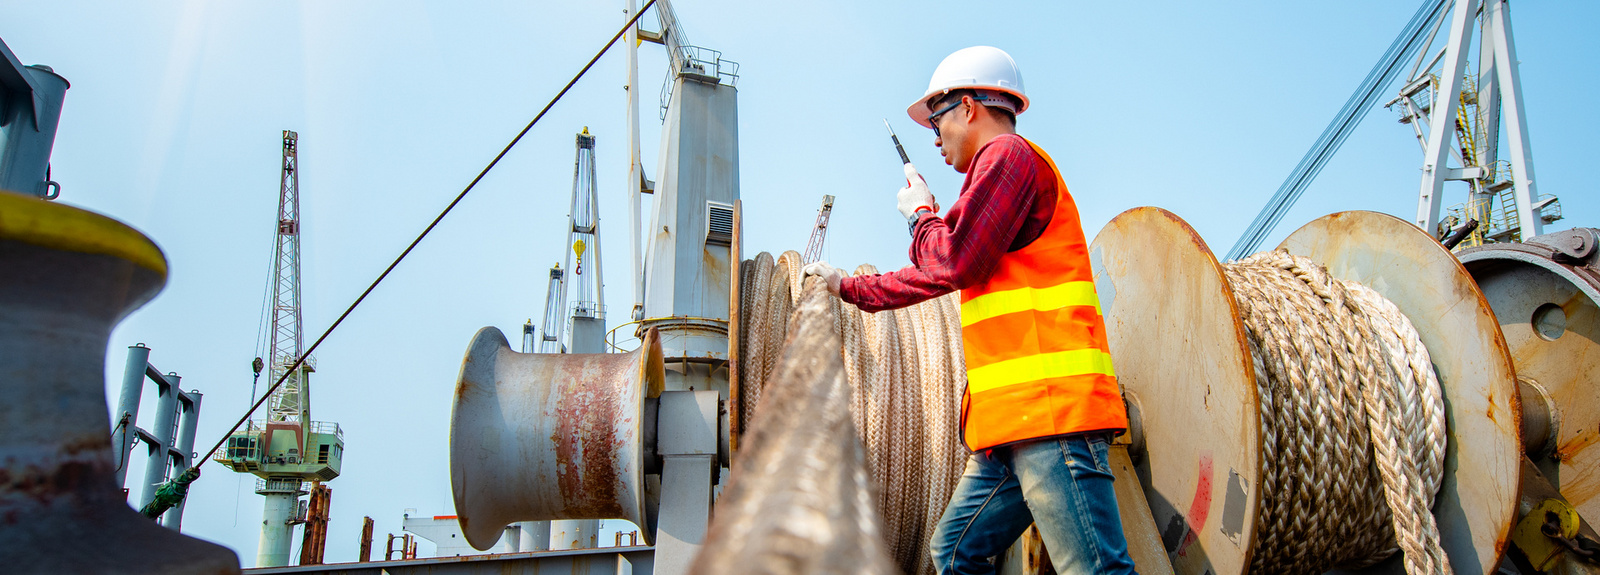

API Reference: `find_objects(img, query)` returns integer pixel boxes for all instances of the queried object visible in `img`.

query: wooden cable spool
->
[1089,208,1521,575]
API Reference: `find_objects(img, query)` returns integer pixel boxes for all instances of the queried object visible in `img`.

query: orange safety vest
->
[958,139,1127,451]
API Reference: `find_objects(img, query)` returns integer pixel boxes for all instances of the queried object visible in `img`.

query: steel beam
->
[1415,0,1480,234]
[112,344,151,486]
[139,373,181,512]
[164,390,202,531]
[651,390,719,575]
[1487,0,1543,236]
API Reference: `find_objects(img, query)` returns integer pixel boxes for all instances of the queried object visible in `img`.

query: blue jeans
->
[929,434,1138,575]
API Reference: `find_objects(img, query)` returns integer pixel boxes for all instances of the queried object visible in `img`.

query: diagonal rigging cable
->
[199,0,660,466]
[1225,0,1449,261]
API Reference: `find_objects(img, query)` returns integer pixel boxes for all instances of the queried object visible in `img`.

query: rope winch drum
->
[1091,208,1523,575]
[449,326,665,550]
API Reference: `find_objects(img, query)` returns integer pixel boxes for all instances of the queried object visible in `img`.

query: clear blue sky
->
[4,0,1596,566]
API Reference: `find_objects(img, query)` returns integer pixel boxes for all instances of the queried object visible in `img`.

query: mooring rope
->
[737,248,1448,575]
[738,251,967,575]
[1224,250,1448,575]
[694,281,898,575]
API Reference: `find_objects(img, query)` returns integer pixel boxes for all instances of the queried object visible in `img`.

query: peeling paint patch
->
[1220,468,1247,547]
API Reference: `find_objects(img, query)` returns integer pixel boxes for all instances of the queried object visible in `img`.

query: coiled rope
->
[736,248,1448,575]
[738,251,967,575]
[1224,250,1448,575]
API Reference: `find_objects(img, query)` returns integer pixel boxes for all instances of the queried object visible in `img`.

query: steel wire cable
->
[737,251,967,575]
[199,0,660,466]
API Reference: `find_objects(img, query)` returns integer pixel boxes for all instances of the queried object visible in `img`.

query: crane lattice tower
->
[213,130,345,568]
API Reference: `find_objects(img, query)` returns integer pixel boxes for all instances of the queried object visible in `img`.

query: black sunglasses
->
[926,97,964,138]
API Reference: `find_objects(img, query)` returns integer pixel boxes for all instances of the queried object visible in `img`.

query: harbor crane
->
[539,128,607,357]
[1389,0,1562,246]
[213,130,344,568]
[802,195,834,265]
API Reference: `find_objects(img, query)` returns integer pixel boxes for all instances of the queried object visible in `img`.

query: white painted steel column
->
[1474,13,1501,174]
[257,492,298,567]
[163,390,201,531]
[516,521,550,552]
[139,373,180,511]
[1487,0,1543,237]
[549,519,600,550]
[1415,0,1480,234]
[112,345,150,487]
[652,391,720,575]
[626,0,645,321]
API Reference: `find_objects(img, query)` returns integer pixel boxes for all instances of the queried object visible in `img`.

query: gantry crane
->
[1388,0,1562,247]
[214,130,344,568]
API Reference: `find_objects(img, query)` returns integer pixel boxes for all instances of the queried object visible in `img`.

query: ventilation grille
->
[706,201,734,246]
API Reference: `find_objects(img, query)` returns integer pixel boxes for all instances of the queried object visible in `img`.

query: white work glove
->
[802,260,845,297]
[896,163,937,221]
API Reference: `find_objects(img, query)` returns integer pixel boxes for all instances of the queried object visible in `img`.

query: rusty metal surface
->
[690,282,897,575]
[728,199,743,456]
[245,546,655,575]
[1,210,239,573]
[1281,210,1522,575]
[1460,234,1600,526]
[449,327,664,550]
[1088,207,1260,575]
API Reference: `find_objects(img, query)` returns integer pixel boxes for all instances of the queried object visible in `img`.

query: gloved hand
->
[896,163,937,220]
[802,260,846,297]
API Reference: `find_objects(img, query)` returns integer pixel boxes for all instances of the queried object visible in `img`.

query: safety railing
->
[309,421,343,439]
[1536,194,1563,223]
[571,301,605,320]
[659,45,741,120]
[606,315,729,353]
[255,477,311,494]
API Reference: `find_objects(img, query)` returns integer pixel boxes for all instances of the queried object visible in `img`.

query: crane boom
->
[266,130,309,425]
[802,195,835,265]
[539,129,605,354]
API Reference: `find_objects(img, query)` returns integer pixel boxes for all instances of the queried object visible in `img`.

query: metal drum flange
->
[1458,228,1600,523]
[1090,207,1260,575]
[1281,210,1522,575]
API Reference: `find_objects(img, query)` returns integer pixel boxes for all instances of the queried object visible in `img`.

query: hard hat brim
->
[906,86,1030,130]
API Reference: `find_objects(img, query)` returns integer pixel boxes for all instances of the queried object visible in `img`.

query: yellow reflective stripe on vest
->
[960,281,1100,327]
[966,348,1115,394]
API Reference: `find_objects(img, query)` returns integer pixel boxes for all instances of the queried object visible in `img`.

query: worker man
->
[803,46,1136,574]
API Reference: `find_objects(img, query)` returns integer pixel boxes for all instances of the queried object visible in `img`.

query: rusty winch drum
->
[449,326,664,550]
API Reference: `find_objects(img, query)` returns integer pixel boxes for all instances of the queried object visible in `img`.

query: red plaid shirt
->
[840,134,1059,312]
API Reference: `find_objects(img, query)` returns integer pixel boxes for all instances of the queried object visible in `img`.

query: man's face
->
[930,95,974,173]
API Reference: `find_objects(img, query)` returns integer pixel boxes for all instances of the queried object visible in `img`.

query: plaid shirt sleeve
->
[840,134,1041,312]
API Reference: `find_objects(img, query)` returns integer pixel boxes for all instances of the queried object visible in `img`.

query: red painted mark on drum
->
[1178,453,1214,557]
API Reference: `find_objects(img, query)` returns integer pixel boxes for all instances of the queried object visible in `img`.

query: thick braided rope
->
[1224,250,1448,575]
[737,252,967,575]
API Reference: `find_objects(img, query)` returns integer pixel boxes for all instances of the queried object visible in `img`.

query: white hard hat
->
[907,46,1029,128]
